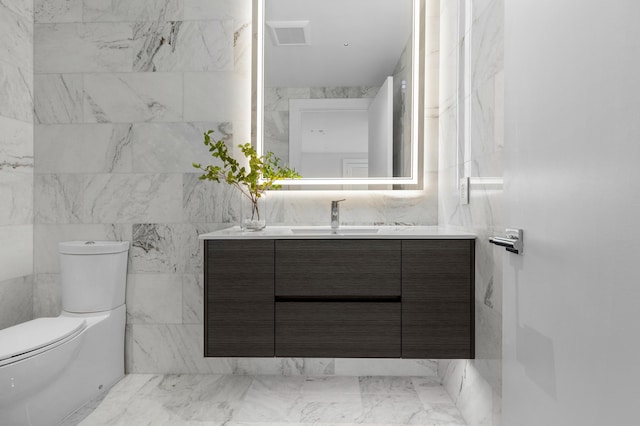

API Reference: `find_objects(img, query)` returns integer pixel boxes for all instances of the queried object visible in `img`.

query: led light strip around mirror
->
[255,0,422,187]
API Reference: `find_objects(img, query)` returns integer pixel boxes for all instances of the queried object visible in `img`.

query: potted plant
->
[193,130,300,230]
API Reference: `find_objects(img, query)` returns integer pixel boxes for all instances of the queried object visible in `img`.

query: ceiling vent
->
[267,20,310,46]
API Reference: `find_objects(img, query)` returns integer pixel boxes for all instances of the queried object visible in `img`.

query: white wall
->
[503,0,640,424]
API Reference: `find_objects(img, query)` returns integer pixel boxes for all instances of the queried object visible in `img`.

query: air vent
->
[267,20,310,45]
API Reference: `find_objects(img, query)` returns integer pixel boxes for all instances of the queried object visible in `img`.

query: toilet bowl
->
[0,241,129,426]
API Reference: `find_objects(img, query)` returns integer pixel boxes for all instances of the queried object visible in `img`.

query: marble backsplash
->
[32,0,439,376]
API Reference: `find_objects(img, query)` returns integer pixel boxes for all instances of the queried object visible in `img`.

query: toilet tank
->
[59,241,130,313]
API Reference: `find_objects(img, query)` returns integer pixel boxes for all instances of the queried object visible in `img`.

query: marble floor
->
[60,374,466,426]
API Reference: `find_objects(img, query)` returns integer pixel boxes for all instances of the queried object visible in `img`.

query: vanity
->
[199,226,475,359]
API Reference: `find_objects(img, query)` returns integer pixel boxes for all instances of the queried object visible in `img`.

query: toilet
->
[0,240,129,426]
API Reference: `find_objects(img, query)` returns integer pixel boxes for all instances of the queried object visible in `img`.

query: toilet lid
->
[0,317,86,364]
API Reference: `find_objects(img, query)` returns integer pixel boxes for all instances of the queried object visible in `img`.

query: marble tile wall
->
[0,0,34,330]
[32,0,440,375]
[438,0,503,425]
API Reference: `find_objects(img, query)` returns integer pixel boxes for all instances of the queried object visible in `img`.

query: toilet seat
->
[0,317,86,367]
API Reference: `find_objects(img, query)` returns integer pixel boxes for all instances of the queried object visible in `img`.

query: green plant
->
[192,130,300,224]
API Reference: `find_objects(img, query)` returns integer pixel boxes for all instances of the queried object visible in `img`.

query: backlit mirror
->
[255,0,421,188]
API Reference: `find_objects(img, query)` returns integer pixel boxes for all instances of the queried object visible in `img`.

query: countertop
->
[198,226,476,240]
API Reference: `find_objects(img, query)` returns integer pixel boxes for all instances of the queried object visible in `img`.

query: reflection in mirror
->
[256,0,421,187]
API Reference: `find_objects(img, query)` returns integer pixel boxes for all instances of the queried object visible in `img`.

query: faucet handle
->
[331,199,346,207]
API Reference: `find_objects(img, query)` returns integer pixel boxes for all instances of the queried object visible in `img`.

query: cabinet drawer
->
[205,240,274,357]
[402,239,474,359]
[275,240,401,297]
[275,302,401,357]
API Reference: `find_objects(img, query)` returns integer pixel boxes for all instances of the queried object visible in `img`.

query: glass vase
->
[240,195,266,231]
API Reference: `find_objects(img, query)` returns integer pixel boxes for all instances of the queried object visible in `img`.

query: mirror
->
[255,0,421,187]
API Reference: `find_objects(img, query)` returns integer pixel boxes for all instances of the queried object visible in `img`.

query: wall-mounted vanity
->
[254,0,424,189]
[200,227,475,359]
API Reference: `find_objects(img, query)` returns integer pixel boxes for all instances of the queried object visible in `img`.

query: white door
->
[368,76,393,177]
[503,1,640,425]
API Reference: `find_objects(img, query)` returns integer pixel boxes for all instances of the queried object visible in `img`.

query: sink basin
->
[290,228,380,235]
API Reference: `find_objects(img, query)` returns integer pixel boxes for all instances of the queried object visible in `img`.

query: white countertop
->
[199,226,476,240]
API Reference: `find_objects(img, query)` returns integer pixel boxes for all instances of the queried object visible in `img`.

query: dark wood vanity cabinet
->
[204,238,474,359]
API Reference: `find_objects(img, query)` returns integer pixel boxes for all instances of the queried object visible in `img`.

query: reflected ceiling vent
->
[267,20,310,46]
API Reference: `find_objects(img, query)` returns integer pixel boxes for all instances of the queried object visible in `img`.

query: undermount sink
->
[290,228,380,235]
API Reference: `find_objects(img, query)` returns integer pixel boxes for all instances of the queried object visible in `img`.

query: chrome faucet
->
[331,199,346,230]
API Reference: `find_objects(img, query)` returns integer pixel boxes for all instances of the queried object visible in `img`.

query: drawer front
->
[275,302,401,358]
[401,239,474,359]
[275,240,401,297]
[205,240,275,357]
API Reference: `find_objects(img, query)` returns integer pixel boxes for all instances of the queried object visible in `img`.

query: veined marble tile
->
[234,20,252,72]
[264,88,311,112]
[302,376,361,401]
[470,74,504,159]
[33,174,90,224]
[442,360,493,426]
[234,385,362,423]
[33,273,62,318]
[35,23,134,73]
[263,110,289,164]
[0,5,33,71]
[0,64,34,122]
[439,46,459,113]
[183,72,234,122]
[34,74,84,124]
[35,173,182,224]
[182,174,242,223]
[0,225,33,282]
[35,124,133,173]
[83,174,183,223]
[35,0,82,23]
[0,116,33,171]
[34,223,132,274]
[359,376,417,396]
[183,0,240,20]
[131,223,223,274]
[334,358,438,377]
[126,274,182,325]
[71,373,465,425]
[0,172,33,225]
[438,104,459,170]
[133,20,233,72]
[470,0,503,91]
[474,303,502,394]
[310,86,379,99]
[357,392,460,425]
[0,0,33,17]
[131,121,231,173]
[181,273,202,324]
[0,275,33,329]
[231,359,335,377]
[413,377,455,405]
[84,73,183,123]
[128,324,235,374]
[83,0,183,23]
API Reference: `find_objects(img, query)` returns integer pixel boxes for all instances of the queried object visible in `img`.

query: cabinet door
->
[402,240,475,358]
[275,240,401,297]
[205,240,274,356]
[275,302,401,357]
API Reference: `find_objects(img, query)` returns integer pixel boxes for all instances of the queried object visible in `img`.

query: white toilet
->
[0,240,129,426]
